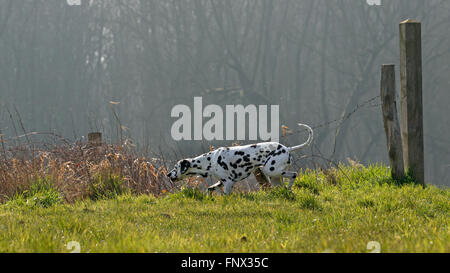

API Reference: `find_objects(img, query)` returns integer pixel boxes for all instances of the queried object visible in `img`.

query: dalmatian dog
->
[167,123,313,194]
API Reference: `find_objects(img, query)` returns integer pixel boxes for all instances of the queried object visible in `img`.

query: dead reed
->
[0,141,174,203]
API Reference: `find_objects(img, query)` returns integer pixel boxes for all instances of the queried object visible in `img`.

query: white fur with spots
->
[167,123,313,194]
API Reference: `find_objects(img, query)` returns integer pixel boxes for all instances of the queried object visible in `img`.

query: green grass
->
[0,165,448,253]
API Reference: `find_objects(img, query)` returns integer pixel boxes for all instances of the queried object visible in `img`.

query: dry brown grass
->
[0,142,172,203]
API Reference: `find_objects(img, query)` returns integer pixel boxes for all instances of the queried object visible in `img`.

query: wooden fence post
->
[399,19,424,185]
[380,64,404,180]
[88,132,102,146]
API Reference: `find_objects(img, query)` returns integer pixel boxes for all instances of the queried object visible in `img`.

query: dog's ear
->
[180,159,191,174]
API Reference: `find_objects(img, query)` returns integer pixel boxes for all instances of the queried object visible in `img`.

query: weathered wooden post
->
[380,64,404,180]
[88,132,102,146]
[399,19,424,185]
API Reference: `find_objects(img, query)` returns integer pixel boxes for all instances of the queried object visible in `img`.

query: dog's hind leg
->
[281,171,298,189]
[208,180,224,192]
[268,176,283,187]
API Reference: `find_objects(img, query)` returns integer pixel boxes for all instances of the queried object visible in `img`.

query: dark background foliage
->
[0,0,448,186]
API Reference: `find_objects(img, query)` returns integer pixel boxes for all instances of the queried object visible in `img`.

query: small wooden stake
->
[88,132,102,146]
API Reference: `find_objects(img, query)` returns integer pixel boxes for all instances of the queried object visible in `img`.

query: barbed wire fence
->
[0,94,383,190]
[285,95,382,182]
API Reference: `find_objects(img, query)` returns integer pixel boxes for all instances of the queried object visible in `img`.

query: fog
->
[0,0,449,186]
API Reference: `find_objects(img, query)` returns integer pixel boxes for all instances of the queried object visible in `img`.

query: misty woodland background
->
[0,0,449,186]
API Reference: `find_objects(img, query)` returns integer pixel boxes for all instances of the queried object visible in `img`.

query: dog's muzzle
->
[167,170,177,181]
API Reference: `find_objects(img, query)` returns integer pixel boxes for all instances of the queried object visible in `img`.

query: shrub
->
[294,176,321,195]
[267,187,296,201]
[0,142,170,203]
[170,187,209,201]
[7,177,62,208]
[88,174,129,201]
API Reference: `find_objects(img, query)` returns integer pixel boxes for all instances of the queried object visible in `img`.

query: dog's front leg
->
[223,180,235,195]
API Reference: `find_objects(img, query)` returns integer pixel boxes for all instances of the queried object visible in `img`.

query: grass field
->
[0,164,448,253]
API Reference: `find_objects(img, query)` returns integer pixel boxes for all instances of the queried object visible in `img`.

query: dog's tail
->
[288,123,313,152]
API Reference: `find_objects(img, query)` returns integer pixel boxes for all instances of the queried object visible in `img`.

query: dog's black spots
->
[192,164,198,168]
[206,165,211,171]
[270,167,275,171]
[271,160,276,165]
[282,149,286,153]
[245,166,253,172]
[282,171,286,175]
[207,157,211,161]
[271,149,284,156]
[251,144,257,148]
[238,172,242,177]
[201,173,208,178]
[243,156,250,162]
[234,151,245,156]
[239,162,252,168]
[231,160,242,169]
[217,156,229,170]
[180,160,191,174]
[277,145,282,150]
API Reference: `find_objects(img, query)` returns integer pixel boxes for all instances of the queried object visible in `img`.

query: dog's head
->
[167,159,192,182]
